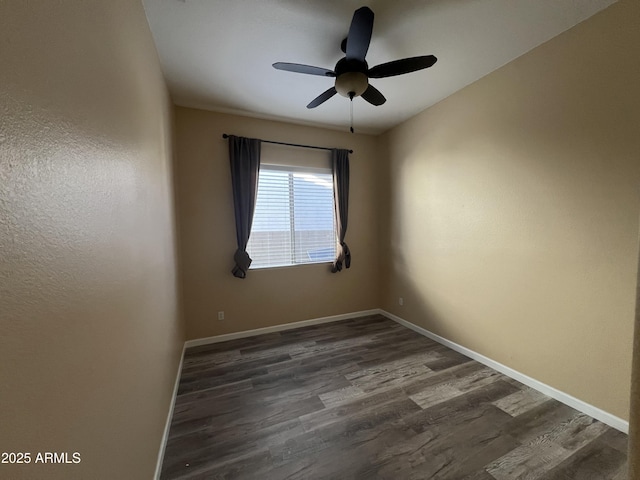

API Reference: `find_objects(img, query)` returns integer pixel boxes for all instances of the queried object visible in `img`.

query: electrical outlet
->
[217,311,225,321]
[399,297,404,306]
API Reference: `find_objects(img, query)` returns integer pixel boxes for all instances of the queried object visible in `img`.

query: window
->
[247,165,336,268]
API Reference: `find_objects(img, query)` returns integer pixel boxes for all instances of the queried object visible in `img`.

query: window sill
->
[249,261,333,271]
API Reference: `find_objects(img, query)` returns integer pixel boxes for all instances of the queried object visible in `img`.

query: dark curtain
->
[228,135,261,278]
[331,149,351,273]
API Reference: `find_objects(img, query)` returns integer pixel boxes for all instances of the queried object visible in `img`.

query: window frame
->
[247,163,337,270]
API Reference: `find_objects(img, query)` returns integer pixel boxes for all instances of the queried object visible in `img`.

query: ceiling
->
[143,0,616,134]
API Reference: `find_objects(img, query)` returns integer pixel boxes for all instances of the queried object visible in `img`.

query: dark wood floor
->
[160,315,628,480]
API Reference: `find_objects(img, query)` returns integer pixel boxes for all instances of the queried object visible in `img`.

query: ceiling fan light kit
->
[335,72,368,98]
[272,6,437,131]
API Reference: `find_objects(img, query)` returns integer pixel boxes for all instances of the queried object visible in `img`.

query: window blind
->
[247,165,336,268]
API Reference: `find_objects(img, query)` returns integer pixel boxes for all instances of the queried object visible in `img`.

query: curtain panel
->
[228,135,261,278]
[331,148,351,273]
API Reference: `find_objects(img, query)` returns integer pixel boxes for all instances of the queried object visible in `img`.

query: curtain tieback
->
[331,242,351,273]
[343,242,351,269]
[232,249,252,278]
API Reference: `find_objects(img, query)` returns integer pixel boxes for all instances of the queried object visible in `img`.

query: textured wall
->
[173,107,383,340]
[381,0,640,421]
[0,1,183,478]
[630,257,640,478]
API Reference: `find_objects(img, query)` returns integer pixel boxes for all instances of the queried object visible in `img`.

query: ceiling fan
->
[273,6,437,109]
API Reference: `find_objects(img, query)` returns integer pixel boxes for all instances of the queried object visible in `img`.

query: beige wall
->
[631,257,640,478]
[173,107,383,340]
[381,0,640,421]
[0,1,183,479]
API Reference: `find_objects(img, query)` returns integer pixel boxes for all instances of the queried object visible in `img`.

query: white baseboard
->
[184,309,380,349]
[380,310,629,434]
[154,344,185,480]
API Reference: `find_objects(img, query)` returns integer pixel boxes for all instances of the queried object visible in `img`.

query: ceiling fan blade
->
[273,62,336,77]
[307,87,338,109]
[361,84,386,106]
[368,55,438,78]
[346,6,374,62]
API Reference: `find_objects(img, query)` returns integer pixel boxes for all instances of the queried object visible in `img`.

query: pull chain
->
[349,93,354,134]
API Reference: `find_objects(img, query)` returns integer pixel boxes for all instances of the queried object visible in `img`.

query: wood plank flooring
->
[160,315,628,480]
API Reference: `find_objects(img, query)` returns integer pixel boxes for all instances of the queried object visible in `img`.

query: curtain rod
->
[222,134,353,154]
